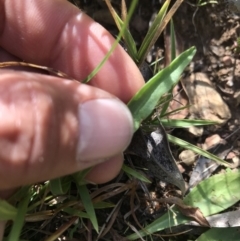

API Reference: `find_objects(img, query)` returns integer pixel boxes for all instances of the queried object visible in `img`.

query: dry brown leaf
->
[155,197,210,227]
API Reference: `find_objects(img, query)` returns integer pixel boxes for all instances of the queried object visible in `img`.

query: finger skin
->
[0,1,145,238]
[0,0,145,189]
[86,154,124,184]
[0,0,144,103]
[0,71,133,189]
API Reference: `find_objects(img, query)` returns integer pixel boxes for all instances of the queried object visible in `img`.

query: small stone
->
[158,181,167,189]
[234,91,240,106]
[226,78,234,87]
[177,163,186,173]
[188,126,204,137]
[226,151,237,159]
[182,73,231,126]
[232,156,240,168]
[230,156,240,168]
[179,150,197,166]
[202,134,225,150]
[221,56,233,66]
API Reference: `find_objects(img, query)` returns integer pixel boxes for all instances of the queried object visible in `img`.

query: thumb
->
[0,70,134,189]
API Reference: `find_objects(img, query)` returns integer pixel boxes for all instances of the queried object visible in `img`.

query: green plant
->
[0,1,234,240]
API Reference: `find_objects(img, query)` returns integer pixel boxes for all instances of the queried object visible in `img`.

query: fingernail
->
[76,99,133,161]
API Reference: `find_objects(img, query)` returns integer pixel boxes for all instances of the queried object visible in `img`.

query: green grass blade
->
[0,200,17,221]
[122,164,151,183]
[160,104,190,118]
[128,47,196,131]
[72,168,91,186]
[93,201,115,209]
[83,0,138,83]
[137,0,170,62]
[49,176,71,195]
[127,169,240,239]
[8,186,31,204]
[107,7,137,60]
[167,134,230,166]
[7,190,31,241]
[170,19,176,61]
[159,92,173,117]
[138,0,184,65]
[197,0,218,6]
[63,207,89,219]
[77,184,98,232]
[160,119,218,128]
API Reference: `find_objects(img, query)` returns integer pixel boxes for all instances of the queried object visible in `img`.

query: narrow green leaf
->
[122,164,151,183]
[83,0,138,83]
[137,0,170,62]
[127,170,240,240]
[63,207,89,219]
[160,119,218,128]
[159,92,173,117]
[72,168,91,186]
[112,12,137,60]
[160,104,189,118]
[170,19,176,62]
[196,227,240,241]
[127,208,187,240]
[167,134,230,166]
[77,184,98,232]
[49,176,71,195]
[7,190,31,241]
[197,0,218,6]
[8,186,31,204]
[0,200,17,221]
[138,0,184,65]
[128,47,196,131]
[93,202,115,209]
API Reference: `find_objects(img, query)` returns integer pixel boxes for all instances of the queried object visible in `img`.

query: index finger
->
[0,0,144,102]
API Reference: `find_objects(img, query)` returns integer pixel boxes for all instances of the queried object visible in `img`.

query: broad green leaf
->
[167,134,229,166]
[77,184,98,232]
[184,170,240,215]
[127,169,240,240]
[0,200,17,221]
[128,47,196,131]
[196,227,240,241]
[127,208,187,240]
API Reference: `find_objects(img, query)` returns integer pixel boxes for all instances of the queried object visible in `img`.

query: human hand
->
[0,0,145,192]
